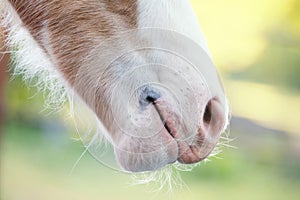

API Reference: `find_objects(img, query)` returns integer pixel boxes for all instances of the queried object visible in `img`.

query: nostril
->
[203,100,212,125]
[139,86,161,108]
[146,96,157,103]
[202,97,226,137]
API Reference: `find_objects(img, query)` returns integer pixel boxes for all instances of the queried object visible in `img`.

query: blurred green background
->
[1,0,300,199]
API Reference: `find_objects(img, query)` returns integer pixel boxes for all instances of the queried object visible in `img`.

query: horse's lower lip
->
[160,126,178,164]
[177,144,211,164]
[161,123,207,164]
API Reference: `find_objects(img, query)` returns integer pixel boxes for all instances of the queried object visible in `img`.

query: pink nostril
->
[203,97,225,137]
[178,97,226,164]
[203,100,212,125]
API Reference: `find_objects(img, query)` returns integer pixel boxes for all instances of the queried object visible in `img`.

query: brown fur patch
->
[8,0,138,83]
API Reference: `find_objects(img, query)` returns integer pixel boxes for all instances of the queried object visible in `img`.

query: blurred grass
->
[1,122,300,200]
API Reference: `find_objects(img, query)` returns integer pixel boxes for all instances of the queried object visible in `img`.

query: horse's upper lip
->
[152,99,177,138]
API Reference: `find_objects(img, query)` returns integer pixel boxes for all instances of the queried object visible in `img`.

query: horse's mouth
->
[150,100,175,138]
[150,99,211,164]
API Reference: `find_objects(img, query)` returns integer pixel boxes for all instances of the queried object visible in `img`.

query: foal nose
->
[138,86,226,138]
[138,85,227,164]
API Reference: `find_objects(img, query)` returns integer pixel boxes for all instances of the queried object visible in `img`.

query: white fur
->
[137,0,211,56]
[1,1,69,110]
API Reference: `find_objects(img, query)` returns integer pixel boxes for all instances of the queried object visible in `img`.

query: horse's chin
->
[114,127,178,172]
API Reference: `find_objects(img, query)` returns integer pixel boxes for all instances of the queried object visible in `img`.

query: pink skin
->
[154,97,225,164]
